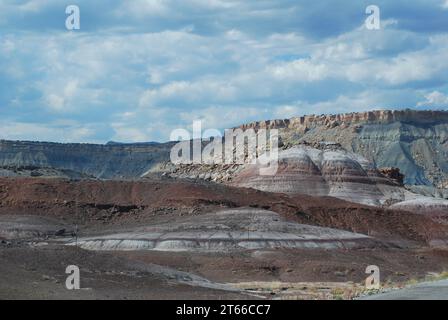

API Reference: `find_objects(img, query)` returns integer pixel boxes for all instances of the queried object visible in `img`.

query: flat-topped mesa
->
[0,139,175,179]
[238,110,448,131]
[238,118,291,131]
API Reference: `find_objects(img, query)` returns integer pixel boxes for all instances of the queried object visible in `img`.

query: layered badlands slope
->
[390,198,448,217]
[0,177,447,246]
[231,145,448,212]
[1,110,447,192]
[70,208,376,252]
[240,110,448,192]
[0,215,72,240]
[231,145,409,207]
[165,143,445,210]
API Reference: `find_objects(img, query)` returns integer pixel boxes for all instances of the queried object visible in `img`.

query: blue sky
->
[1,0,448,143]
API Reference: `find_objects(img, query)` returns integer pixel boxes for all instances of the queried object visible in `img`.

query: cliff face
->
[239,110,448,190]
[0,140,173,179]
[0,109,447,192]
[239,110,448,131]
[230,145,409,207]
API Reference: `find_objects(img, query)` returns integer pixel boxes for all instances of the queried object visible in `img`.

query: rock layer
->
[0,110,447,197]
[70,208,376,252]
[239,110,448,131]
[390,198,448,217]
[0,140,174,179]
[0,177,446,245]
[231,145,413,206]
[239,110,448,191]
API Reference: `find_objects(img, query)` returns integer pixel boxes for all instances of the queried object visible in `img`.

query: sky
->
[1,0,448,143]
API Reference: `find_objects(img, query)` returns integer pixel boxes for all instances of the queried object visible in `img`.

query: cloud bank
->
[1,0,448,142]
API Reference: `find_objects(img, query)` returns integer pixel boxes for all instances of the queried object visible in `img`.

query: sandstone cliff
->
[239,110,448,131]
[0,109,447,195]
[239,109,448,191]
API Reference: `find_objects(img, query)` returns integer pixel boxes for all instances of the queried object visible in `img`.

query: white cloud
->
[111,124,151,142]
[45,94,65,111]
[442,0,448,9]
[0,120,98,143]
[268,59,328,82]
[17,0,52,12]
[117,0,170,18]
[417,91,448,108]
[139,80,239,108]
[1,1,448,143]
[273,105,301,119]
[179,105,265,130]
[343,44,448,85]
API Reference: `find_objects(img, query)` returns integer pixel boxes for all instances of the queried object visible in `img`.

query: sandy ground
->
[1,177,448,300]
[1,240,448,299]
[0,244,251,300]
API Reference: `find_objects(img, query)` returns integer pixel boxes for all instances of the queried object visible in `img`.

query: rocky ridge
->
[0,140,174,179]
[162,143,434,207]
[0,109,447,200]
[239,110,448,131]
[70,208,376,252]
[239,110,448,192]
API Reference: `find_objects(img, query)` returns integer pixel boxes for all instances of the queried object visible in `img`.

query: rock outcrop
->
[70,208,376,252]
[0,110,447,197]
[239,110,448,131]
[1,177,446,245]
[390,198,448,217]
[162,143,446,209]
[0,140,174,179]
[230,145,415,207]
[239,110,448,192]
[378,168,404,186]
